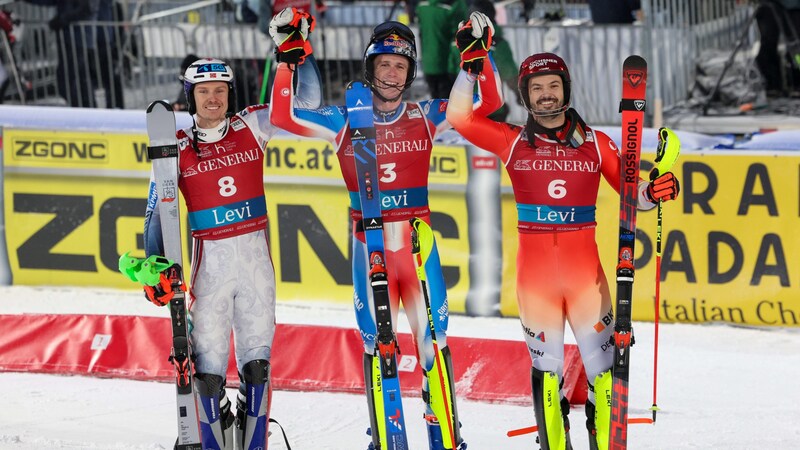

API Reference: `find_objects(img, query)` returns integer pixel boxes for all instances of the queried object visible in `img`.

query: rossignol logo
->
[13,139,108,163]
[626,70,644,88]
[633,100,646,111]
[624,117,640,182]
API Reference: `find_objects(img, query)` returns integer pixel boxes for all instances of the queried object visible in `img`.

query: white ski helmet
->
[182,58,237,116]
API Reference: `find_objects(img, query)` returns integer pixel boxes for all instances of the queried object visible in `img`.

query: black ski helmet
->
[182,58,237,117]
[363,21,417,91]
[517,52,571,116]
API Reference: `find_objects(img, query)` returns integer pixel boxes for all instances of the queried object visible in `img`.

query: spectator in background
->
[95,0,124,109]
[24,0,97,107]
[447,0,518,122]
[230,0,327,35]
[416,0,467,99]
[588,0,641,24]
[0,8,18,102]
[755,0,800,96]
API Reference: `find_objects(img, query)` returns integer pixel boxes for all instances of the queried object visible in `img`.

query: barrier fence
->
[0,0,752,125]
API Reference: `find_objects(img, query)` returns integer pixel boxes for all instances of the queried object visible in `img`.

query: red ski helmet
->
[517,52,571,116]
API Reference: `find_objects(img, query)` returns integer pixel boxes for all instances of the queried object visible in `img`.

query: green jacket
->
[416,0,468,76]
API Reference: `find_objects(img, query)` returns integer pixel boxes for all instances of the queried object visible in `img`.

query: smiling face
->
[372,54,409,109]
[192,81,229,128]
[527,74,564,113]
[526,73,566,127]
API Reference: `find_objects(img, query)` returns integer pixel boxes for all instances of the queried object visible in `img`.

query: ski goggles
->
[370,21,415,46]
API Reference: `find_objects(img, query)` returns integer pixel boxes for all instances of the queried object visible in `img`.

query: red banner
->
[0,314,587,405]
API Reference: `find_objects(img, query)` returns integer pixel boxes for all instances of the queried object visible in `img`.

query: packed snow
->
[1,285,799,449]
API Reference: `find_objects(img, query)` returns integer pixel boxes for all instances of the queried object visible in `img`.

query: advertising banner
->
[3,121,798,326]
[499,151,800,327]
[2,129,473,311]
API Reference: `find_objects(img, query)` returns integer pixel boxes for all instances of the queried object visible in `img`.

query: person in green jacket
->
[447,0,519,122]
[416,0,468,98]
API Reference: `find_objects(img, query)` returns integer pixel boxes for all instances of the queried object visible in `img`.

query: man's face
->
[373,54,409,98]
[193,81,229,126]
[527,74,564,114]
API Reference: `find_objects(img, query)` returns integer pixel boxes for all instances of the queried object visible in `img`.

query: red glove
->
[269,8,315,64]
[455,12,494,75]
[647,171,680,202]
[143,273,178,306]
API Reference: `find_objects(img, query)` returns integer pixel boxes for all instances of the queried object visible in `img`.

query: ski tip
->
[623,55,647,69]
[146,99,173,114]
[346,81,368,91]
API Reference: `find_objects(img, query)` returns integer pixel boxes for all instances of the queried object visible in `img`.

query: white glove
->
[466,11,494,39]
[268,7,310,47]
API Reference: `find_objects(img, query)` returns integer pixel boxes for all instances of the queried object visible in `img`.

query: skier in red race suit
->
[446,17,680,450]
[143,50,320,449]
[269,8,502,450]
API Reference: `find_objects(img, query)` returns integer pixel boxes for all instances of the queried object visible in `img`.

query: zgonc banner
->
[2,125,798,327]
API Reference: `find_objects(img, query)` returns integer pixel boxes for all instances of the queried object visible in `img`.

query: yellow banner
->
[4,129,150,170]
[3,130,471,312]
[500,151,800,327]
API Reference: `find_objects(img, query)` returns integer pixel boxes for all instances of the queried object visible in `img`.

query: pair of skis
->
[346,82,459,450]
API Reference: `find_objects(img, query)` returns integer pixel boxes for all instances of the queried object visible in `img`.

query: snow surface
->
[1,285,799,449]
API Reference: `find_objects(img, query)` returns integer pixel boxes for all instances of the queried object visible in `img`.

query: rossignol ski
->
[609,55,648,450]
[346,81,408,450]
[146,100,203,450]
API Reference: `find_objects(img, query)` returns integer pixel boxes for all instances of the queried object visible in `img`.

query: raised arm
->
[268,8,343,142]
[270,62,343,143]
[447,70,520,161]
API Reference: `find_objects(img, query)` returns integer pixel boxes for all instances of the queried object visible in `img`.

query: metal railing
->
[0,0,753,125]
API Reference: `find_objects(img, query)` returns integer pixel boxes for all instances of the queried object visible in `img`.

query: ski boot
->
[425,412,467,450]
[195,372,234,450]
[587,370,612,450]
[235,359,271,450]
[531,367,573,450]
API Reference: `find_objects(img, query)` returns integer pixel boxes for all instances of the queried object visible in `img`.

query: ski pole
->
[259,56,272,104]
[649,127,680,423]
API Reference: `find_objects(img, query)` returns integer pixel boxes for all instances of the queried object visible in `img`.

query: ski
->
[146,100,203,450]
[346,81,408,450]
[609,55,648,450]
[410,218,460,449]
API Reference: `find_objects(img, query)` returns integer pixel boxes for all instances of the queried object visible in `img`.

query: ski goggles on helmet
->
[370,21,415,47]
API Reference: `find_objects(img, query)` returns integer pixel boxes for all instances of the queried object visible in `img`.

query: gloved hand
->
[455,11,494,75]
[646,127,681,203]
[647,171,680,202]
[269,7,315,64]
[143,272,176,306]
